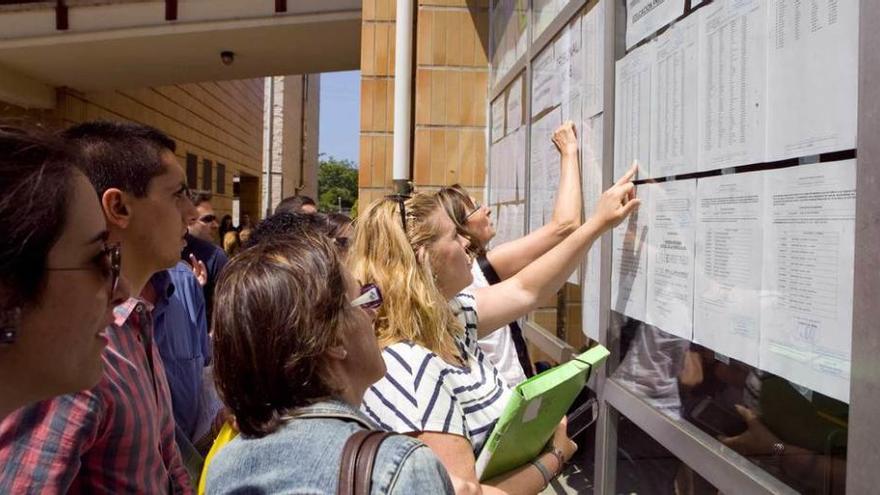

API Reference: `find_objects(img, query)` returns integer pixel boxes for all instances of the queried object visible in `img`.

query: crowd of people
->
[0,119,639,494]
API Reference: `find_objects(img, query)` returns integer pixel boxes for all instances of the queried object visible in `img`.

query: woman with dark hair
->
[218,214,234,245]
[436,121,583,387]
[205,234,454,494]
[0,123,130,419]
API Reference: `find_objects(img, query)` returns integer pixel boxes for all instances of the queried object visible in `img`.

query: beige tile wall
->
[359,0,490,205]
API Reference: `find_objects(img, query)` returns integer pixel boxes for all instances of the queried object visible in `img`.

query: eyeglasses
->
[464,201,483,221]
[351,283,382,310]
[385,194,411,232]
[47,243,122,299]
[198,214,217,224]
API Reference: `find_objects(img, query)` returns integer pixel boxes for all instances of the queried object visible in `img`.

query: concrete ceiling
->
[0,1,361,107]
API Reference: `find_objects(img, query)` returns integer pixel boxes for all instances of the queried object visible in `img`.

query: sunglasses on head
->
[385,194,411,232]
[47,243,122,300]
[351,283,382,310]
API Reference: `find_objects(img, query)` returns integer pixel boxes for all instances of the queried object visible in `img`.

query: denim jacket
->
[205,399,454,494]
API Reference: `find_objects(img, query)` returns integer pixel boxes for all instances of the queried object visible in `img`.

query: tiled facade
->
[2,79,266,220]
[359,0,490,206]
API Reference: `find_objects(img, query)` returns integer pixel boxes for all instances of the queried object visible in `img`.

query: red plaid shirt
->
[0,298,193,493]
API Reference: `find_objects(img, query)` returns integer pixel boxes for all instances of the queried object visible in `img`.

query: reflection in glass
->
[612,315,848,494]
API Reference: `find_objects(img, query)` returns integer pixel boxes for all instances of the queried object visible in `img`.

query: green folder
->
[475,345,610,481]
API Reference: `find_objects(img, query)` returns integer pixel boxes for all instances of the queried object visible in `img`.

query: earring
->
[0,307,21,345]
[340,349,348,360]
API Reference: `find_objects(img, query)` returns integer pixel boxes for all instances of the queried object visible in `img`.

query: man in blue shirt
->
[146,262,223,479]
[181,194,228,326]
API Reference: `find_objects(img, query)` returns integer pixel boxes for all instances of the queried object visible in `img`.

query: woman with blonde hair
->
[349,164,639,494]
[436,121,582,386]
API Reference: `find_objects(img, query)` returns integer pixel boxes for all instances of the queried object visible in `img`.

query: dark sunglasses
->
[385,194,411,232]
[47,243,122,299]
[351,283,382,310]
[198,214,217,224]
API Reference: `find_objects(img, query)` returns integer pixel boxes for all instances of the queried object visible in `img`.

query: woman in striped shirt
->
[349,163,640,494]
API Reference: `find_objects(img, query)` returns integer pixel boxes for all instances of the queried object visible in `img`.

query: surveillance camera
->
[220,51,235,65]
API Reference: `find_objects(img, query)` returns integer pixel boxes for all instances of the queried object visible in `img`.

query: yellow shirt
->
[197,422,238,495]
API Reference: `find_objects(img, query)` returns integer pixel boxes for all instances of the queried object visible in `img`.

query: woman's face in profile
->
[13,172,130,398]
[464,198,495,244]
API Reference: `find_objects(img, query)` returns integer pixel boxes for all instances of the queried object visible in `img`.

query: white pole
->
[392,0,414,193]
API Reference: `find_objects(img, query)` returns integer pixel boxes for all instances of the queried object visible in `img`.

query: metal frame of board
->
[486,0,878,492]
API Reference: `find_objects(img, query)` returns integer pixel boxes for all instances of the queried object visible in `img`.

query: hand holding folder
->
[475,345,610,481]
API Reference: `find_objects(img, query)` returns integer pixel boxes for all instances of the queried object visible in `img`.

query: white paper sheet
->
[766,0,858,161]
[582,114,604,339]
[614,42,655,179]
[760,160,856,404]
[506,75,524,134]
[582,0,606,119]
[532,42,560,118]
[626,0,686,49]
[694,172,764,367]
[533,0,566,41]
[559,15,584,125]
[611,184,652,322]
[650,13,699,177]
[513,127,527,201]
[697,0,766,171]
[528,107,563,232]
[492,95,506,143]
[645,179,697,340]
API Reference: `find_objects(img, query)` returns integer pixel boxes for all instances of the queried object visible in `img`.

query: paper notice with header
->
[611,184,652,322]
[528,107,562,233]
[766,0,858,161]
[694,172,764,367]
[650,13,699,178]
[582,114,604,339]
[532,43,560,118]
[506,75,524,134]
[626,0,686,49]
[645,179,696,340]
[760,160,856,404]
[615,42,655,179]
[492,95,506,143]
[582,0,605,119]
[697,0,766,171]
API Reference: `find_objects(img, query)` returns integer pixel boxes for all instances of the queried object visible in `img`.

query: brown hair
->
[212,233,349,437]
[436,184,485,256]
[0,122,78,311]
[348,193,465,364]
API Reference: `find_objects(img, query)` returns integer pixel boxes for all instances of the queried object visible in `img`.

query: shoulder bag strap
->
[338,430,395,495]
[476,255,535,377]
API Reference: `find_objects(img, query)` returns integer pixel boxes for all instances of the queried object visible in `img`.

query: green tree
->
[317,155,358,212]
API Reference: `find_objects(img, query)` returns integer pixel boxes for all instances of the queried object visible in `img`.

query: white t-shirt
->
[469,262,529,387]
[361,292,512,454]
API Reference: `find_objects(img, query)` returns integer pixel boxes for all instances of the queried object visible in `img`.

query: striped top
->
[0,298,193,494]
[362,292,511,454]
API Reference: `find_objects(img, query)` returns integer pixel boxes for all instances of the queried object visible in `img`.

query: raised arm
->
[474,164,640,335]
[486,121,583,280]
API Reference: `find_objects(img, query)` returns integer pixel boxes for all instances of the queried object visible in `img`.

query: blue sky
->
[319,70,361,166]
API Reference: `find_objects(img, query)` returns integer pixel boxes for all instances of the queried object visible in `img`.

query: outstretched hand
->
[590,161,641,232]
[552,120,579,157]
